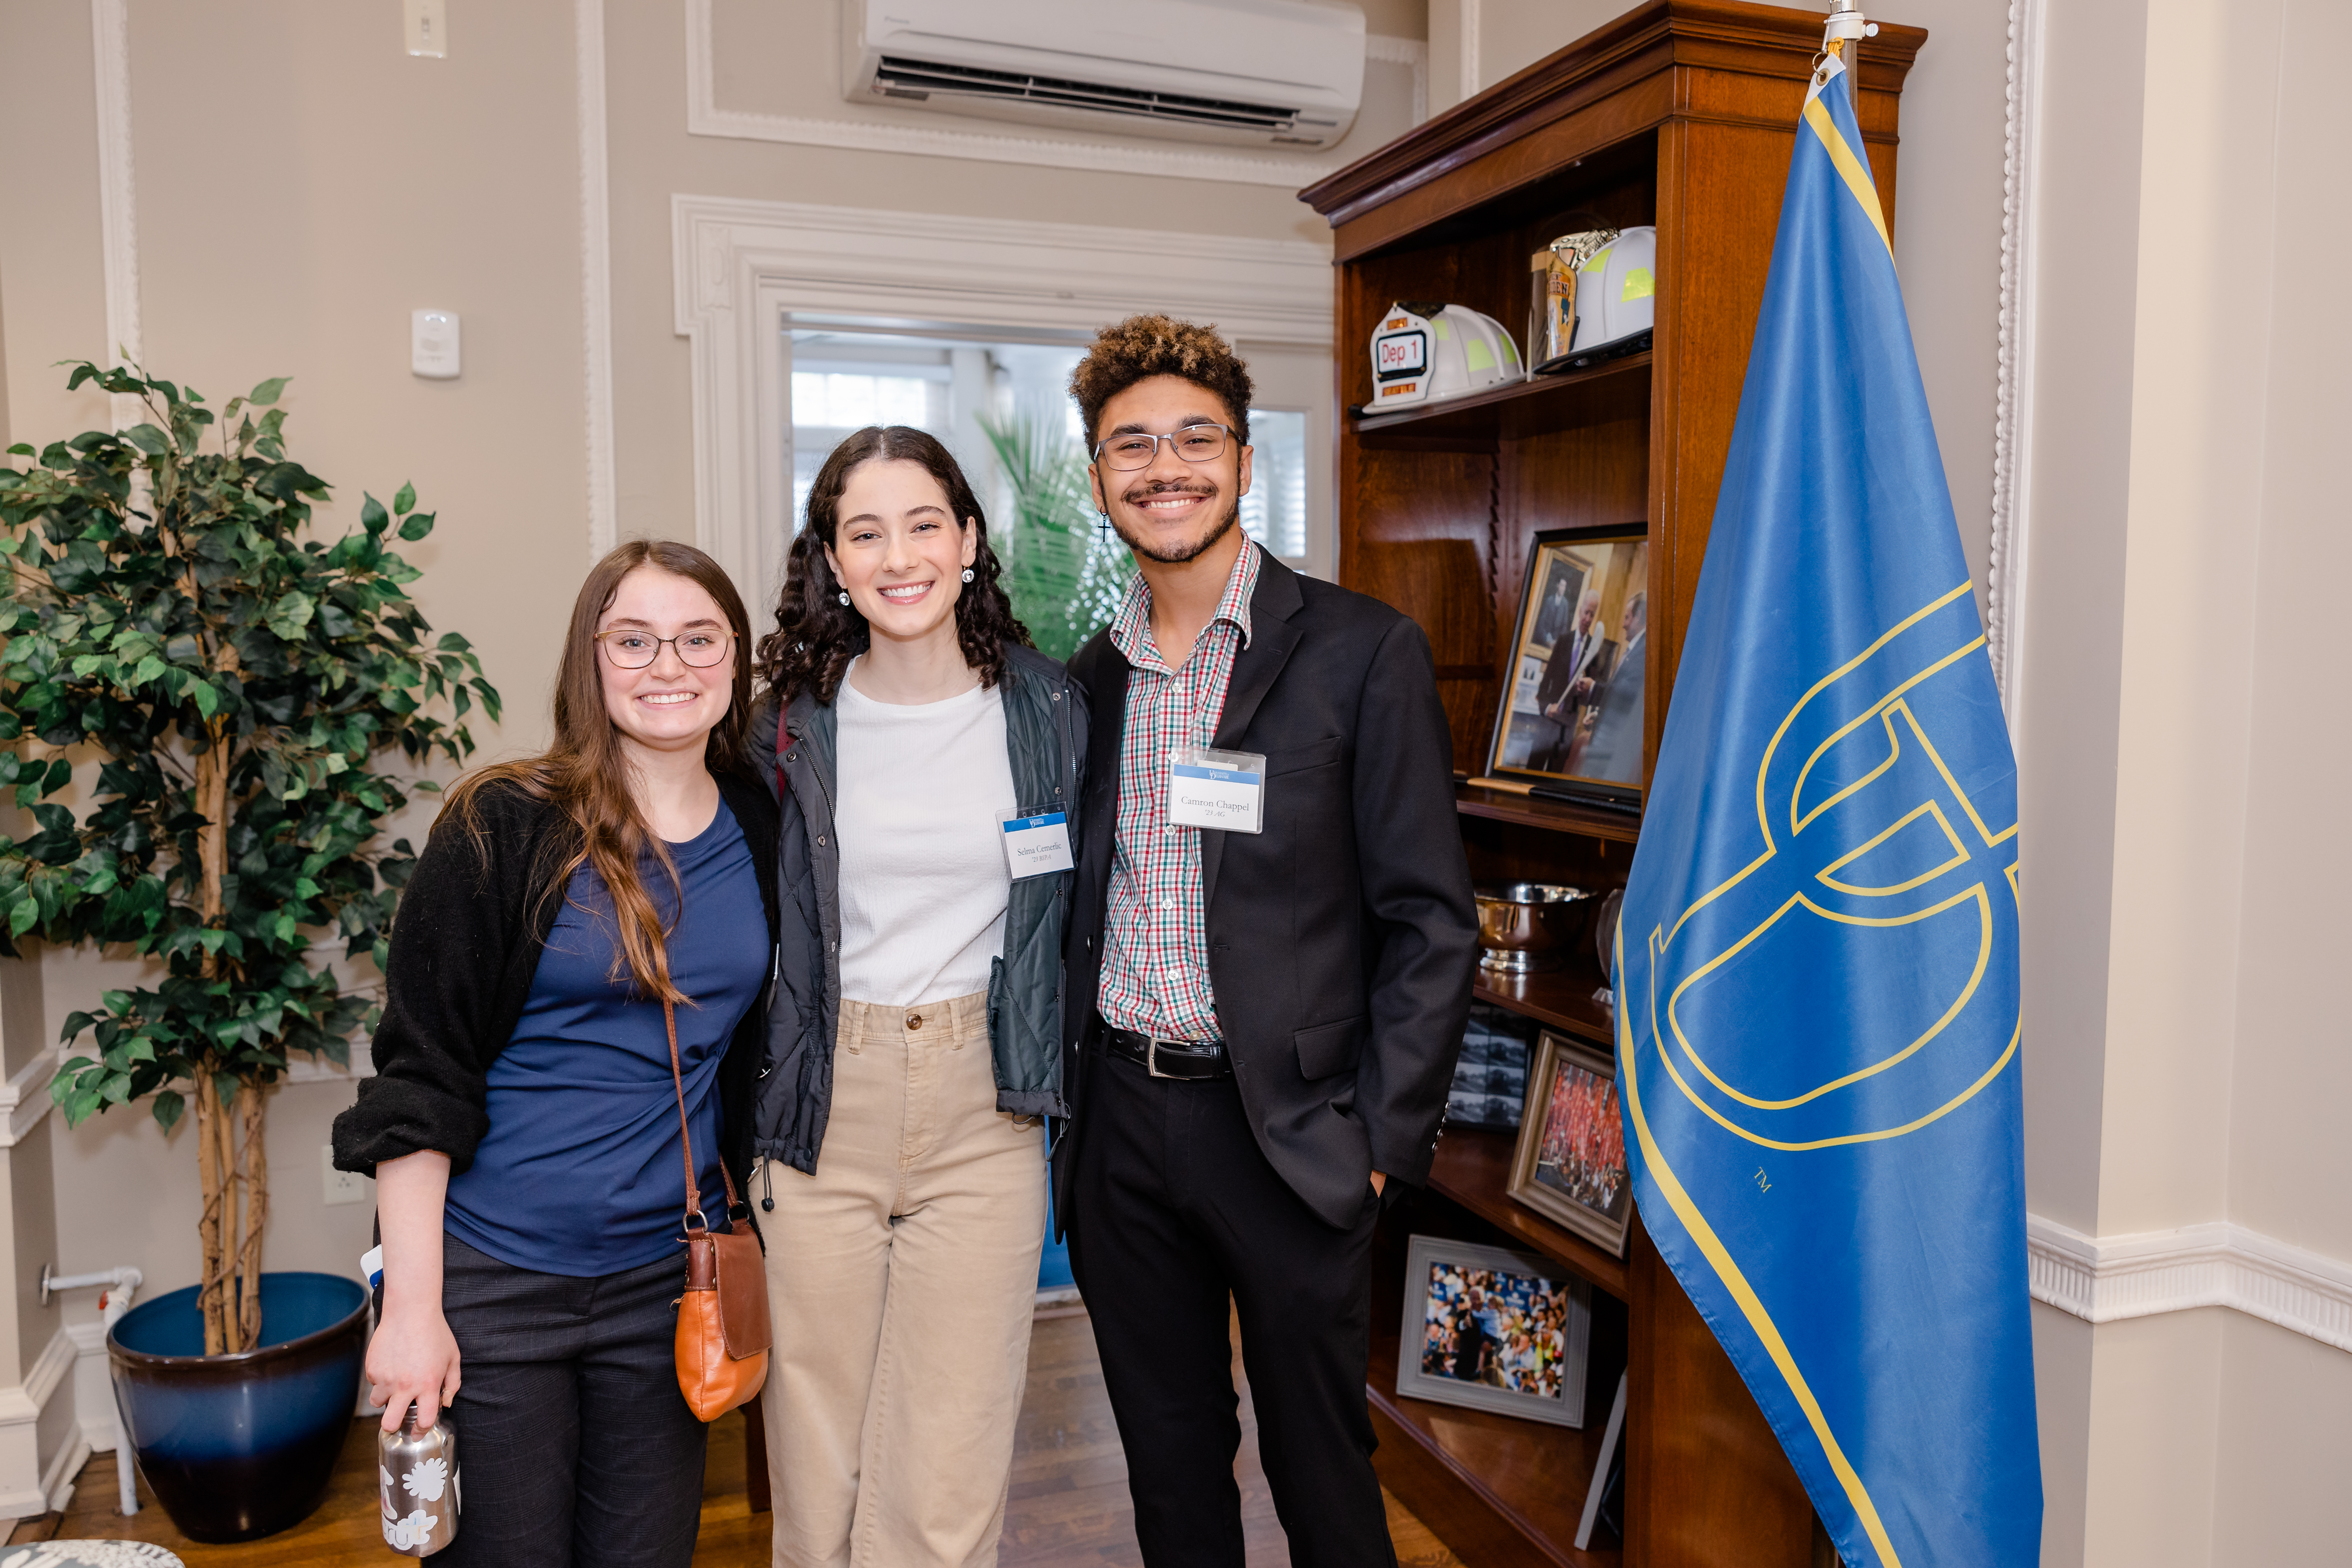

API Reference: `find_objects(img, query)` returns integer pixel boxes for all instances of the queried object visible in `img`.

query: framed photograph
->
[1508,1032,1634,1257]
[1484,526,1650,807]
[1396,1234,1592,1427]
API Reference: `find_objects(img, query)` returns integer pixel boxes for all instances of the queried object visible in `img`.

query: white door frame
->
[670,195,1334,604]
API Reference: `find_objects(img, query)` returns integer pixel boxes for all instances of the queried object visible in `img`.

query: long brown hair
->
[444,540,754,1005]
[755,425,1030,704]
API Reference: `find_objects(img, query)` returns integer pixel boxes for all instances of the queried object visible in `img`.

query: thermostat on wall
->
[411,309,461,379]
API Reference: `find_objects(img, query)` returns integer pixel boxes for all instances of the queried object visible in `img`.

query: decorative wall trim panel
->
[1986,0,2045,739]
[576,0,619,558]
[0,1044,61,1148]
[89,0,141,433]
[2027,1213,2352,1353]
[671,194,1331,602]
[682,0,1426,186]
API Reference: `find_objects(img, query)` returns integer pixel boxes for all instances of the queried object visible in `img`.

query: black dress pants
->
[433,1234,708,1568]
[1067,1051,1395,1568]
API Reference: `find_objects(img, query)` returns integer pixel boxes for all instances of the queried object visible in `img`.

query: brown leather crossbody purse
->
[662,998,771,1421]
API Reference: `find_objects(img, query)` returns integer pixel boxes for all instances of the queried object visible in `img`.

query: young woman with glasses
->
[747,425,1084,1566]
[334,540,780,1568]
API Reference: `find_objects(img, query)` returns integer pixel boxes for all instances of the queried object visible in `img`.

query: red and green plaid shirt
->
[1097,540,1264,1043]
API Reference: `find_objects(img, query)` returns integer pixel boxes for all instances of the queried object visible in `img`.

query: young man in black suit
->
[1054,315,1478,1567]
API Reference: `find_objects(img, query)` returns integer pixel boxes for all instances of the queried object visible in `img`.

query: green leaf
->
[397,511,435,542]
[122,424,170,457]
[189,680,221,718]
[248,376,290,406]
[130,654,166,688]
[393,482,416,516]
[361,494,389,535]
[266,590,316,640]
[152,1090,184,1132]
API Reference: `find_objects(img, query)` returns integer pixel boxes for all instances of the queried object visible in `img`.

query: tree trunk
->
[236,1082,268,1347]
[193,1076,228,1357]
[190,647,259,1355]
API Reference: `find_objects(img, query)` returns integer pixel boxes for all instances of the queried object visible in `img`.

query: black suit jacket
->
[1054,551,1478,1228]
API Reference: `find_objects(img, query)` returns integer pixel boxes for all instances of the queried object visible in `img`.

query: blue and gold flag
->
[1613,38,2040,1568]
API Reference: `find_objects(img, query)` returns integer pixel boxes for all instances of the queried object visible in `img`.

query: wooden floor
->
[13,1308,1462,1566]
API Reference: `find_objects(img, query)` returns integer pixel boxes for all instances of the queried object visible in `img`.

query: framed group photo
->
[1395,1235,1592,1427]
[1486,526,1650,808]
[1507,1031,1634,1258]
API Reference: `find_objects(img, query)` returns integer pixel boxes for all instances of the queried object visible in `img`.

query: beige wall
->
[2016,0,2352,1561]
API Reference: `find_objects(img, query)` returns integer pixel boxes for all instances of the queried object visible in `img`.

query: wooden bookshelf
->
[1367,1328,1622,1568]
[1429,1127,1629,1299]
[1301,3,1925,1564]
[1352,350,1653,442]
[1457,781,1643,844]
[1474,967,1616,1044]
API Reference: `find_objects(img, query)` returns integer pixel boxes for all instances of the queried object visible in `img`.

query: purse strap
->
[664,998,743,1233]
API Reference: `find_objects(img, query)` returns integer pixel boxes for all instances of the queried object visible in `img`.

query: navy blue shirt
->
[445,799,768,1276]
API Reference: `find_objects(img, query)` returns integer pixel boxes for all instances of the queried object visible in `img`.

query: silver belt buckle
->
[1147,1037,1175,1079]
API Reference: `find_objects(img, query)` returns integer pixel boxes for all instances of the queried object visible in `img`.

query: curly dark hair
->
[1070,314,1253,451]
[756,426,1029,705]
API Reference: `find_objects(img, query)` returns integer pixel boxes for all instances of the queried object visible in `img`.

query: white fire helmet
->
[1566,226,1658,357]
[1369,302,1523,409]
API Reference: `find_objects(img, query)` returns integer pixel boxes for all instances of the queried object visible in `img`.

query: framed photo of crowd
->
[1396,1235,1593,1427]
[1507,1031,1635,1258]
[1486,526,1650,808]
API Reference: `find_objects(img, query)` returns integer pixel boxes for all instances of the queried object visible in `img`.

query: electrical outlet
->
[323,1144,368,1207]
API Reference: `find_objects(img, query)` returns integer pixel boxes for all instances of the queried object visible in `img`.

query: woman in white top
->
[744,425,1084,1567]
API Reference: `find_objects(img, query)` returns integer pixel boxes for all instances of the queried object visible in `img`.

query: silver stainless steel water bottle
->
[378,1401,460,1557]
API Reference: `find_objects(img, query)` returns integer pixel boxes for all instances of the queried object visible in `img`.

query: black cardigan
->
[330,770,783,1195]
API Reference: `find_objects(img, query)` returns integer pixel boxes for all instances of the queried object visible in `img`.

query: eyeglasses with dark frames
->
[1091,423,1234,472]
[593,628,734,669]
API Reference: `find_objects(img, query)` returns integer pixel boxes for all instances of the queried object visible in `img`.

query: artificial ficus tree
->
[0,363,499,1355]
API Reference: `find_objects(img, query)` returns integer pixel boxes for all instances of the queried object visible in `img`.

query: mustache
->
[1119,479,1218,504]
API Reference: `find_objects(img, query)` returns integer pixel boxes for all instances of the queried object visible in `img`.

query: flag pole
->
[1822,0,1877,66]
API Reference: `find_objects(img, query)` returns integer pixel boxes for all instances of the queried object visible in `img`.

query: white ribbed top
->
[833,666,1017,1007]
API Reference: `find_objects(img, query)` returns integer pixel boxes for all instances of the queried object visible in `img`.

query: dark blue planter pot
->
[107,1271,369,1543]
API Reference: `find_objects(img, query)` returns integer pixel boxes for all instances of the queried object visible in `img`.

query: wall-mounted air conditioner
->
[842,0,1365,150]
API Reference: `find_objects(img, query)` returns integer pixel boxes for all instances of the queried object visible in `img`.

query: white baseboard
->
[40,1429,88,1514]
[2027,1213,2352,1353]
[67,1321,114,1453]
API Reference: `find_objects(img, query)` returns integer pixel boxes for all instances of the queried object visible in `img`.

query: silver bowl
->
[1474,882,1595,973]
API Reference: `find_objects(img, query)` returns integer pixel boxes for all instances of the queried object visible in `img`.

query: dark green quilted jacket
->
[746,643,1086,1175]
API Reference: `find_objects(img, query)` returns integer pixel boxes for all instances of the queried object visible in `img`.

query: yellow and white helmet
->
[1566,225,1658,357]
[1369,302,1523,409]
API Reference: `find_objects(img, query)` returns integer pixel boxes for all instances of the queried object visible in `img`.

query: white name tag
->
[1000,810,1075,876]
[1167,747,1266,835]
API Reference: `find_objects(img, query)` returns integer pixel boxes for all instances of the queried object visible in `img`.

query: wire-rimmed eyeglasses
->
[593,628,734,669]
[1091,423,1234,472]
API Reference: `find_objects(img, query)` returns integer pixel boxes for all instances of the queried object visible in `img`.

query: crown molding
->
[2028,1213,2352,1354]
[577,0,619,560]
[671,192,1331,603]
[1986,0,2045,743]
[681,0,1427,187]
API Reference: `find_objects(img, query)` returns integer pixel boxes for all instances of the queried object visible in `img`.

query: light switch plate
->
[323,1144,368,1206]
[404,0,448,58]
[411,309,461,379]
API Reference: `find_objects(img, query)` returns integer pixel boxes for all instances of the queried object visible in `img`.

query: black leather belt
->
[1102,1024,1230,1080]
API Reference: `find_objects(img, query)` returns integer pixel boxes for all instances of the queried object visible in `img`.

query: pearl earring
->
[961,567,975,583]
[837,591,850,606]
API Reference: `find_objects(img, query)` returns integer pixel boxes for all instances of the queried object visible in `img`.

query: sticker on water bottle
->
[999,809,1075,877]
[1167,747,1266,834]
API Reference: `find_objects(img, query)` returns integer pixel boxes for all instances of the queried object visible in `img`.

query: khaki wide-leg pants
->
[760,991,1047,1568]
